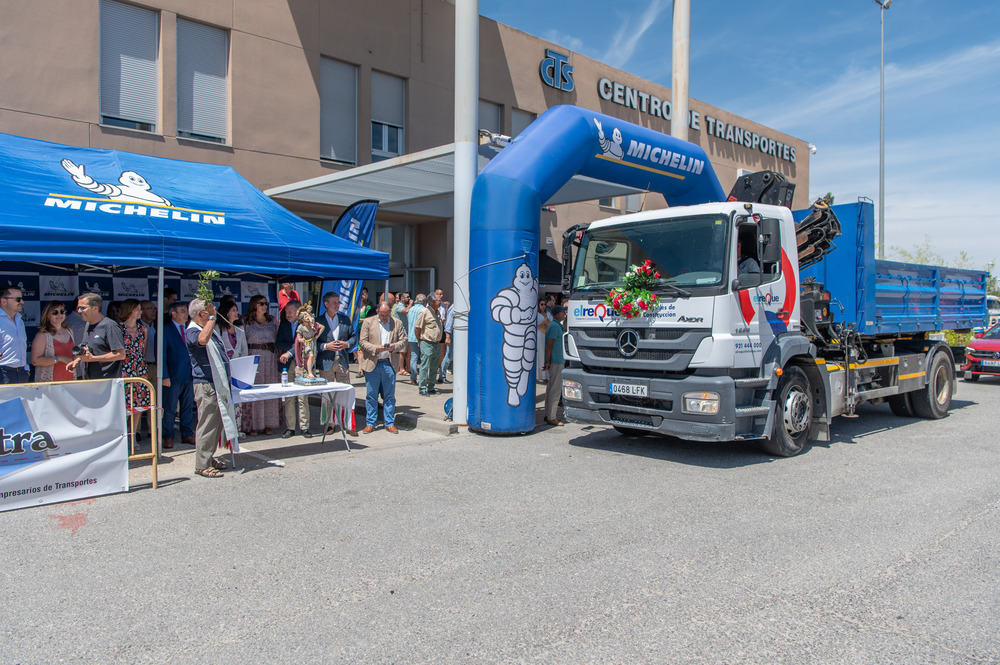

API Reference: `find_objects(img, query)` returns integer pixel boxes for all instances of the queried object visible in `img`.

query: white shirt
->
[378,319,391,360]
[325,312,340,341]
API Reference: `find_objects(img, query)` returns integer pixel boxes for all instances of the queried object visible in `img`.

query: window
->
[320,58,357,164]
[623,194,642,213]
[371,72,405,162]
[478,100,501,134]
[512,109,535,136]
[176,18,228,143]
[598,196,616,209]
[100,0,159,132]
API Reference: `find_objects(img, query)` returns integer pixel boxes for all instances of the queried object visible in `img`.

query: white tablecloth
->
[235,382,357,447]
[234,381,355,408]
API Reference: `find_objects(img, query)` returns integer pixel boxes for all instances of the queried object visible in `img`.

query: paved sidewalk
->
[132,369,558,486]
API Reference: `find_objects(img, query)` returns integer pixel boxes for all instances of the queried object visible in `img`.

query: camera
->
[72,343,92,357]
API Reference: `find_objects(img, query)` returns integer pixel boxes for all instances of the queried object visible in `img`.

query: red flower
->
[654,272,661,279]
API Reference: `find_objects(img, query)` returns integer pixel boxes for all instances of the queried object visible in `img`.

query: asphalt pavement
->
[3,377,999,664]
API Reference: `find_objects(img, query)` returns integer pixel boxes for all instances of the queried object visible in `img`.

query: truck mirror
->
[735,272,762,290]
[760,218,781,263]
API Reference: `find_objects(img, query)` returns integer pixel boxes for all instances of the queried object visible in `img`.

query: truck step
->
[734,377,770,389]
[735,405,771,417]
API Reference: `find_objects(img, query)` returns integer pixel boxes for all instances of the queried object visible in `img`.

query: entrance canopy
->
[265,143,646,218]
[0,132,388,279]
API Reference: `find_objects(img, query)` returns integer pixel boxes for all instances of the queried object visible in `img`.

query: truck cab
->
[561,202,799,445]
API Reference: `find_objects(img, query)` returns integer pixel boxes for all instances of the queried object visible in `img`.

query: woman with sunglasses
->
[31,301,76,382]
[241,294,279,435]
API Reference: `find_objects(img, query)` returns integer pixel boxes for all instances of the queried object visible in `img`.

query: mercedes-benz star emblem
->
[617,329,639,358]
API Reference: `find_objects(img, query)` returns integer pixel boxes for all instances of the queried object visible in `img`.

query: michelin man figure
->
[490,262,539,407]
[595,118,624,160]
[60,159,172,206]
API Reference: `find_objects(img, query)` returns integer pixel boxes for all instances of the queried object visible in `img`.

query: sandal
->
[195,467,224,478]
[247,430,258,437]
[211,459,229,470]
[263,428,273,435]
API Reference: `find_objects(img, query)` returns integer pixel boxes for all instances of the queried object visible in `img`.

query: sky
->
[479,0,1000,271]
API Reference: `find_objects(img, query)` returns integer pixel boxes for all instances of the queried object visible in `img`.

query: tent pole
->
[156,267,164,456]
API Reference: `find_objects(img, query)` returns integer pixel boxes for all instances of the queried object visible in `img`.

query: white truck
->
[559,187,988,456]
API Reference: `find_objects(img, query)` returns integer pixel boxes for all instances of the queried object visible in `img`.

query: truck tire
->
[613,425,648,437]
[911,351,953,419]
[760,366,812,457]
[887,392,915,417]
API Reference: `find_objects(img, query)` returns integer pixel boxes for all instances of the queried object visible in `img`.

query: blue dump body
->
[797,201,987,335]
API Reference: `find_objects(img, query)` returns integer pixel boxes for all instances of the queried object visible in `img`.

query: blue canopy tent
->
[0,132,387,453]
[0,132,388,279]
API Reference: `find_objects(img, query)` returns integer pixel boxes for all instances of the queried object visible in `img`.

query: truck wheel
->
[887,393,915,417]
[613,426,648,437]
[911,352,953,419]
[760,366,812,457]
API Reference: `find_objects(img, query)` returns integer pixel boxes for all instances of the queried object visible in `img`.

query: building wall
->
[0,0,810,297]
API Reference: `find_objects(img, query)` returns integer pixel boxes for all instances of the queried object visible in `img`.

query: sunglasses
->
[3,296,23,302]
[51,309,66,315]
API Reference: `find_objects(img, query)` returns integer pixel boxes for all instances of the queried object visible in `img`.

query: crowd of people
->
[1,282,563,475]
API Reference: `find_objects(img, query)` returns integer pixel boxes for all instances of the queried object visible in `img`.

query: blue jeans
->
[365,359,396,427]
[409,341,421,378]
[162,378,195,439]
[0,366,30,384]
[439,341,452,380]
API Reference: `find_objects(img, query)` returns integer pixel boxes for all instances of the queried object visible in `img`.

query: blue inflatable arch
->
[468,104,727,433]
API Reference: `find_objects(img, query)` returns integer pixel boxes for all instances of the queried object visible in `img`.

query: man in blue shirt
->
[439,301,454,383]
[0,286,29,384]
[543,305,567,426]
[404,294,426,383]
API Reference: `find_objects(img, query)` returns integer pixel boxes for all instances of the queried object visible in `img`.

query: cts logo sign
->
[540,49,574,92]
[573,303,618,322]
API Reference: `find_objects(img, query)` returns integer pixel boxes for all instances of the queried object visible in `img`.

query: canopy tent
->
[0,132,388,279]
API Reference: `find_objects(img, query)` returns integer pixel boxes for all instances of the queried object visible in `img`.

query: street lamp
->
[874,0,891,259]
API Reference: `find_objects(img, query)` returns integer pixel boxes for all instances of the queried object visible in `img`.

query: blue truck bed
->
[796,201,987,336]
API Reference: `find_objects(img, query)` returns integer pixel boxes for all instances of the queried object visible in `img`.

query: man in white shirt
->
[316,292,358,436]
[0,287,29,384]
[358,303,407,433]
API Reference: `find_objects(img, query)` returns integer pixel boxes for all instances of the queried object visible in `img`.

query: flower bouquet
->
[606,260,660,319]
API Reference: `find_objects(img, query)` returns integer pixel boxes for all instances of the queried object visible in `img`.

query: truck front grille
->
[570,326,711,372]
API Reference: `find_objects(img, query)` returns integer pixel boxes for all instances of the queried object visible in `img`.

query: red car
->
[963,323,1000,381]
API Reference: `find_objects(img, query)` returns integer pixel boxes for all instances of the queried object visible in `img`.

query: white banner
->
[0,380,128,512]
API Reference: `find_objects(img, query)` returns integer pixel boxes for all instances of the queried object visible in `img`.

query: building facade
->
[0,0,810,298]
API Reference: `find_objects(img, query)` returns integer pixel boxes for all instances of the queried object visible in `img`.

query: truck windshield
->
[571,214,730,292]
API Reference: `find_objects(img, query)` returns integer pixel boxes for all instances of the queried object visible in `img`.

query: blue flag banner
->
[321,200,379,351]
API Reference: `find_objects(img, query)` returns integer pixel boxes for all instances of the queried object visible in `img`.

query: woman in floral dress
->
[117,299,150,445]
[241,294,280,435]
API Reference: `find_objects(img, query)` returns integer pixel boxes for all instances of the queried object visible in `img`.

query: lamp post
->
[875,0,891,259]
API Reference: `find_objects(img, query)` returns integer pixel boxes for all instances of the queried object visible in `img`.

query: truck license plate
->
[609,382,648,397]
[982,359,1000,368]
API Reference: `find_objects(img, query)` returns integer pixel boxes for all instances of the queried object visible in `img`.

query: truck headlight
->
[562,380,583,401]
[682,391,720,415]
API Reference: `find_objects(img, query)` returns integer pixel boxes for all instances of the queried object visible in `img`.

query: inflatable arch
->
[468,105,727,433]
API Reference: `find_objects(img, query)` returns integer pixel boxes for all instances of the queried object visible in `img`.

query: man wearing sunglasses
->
[0,286,29,384]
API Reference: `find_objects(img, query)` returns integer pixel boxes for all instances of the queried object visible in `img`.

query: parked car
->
[962,323,1000,382]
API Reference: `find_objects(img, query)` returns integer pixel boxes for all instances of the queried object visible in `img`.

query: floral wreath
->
[606,260,660,319]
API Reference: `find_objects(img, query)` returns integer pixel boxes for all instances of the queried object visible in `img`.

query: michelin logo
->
[595,119,624,159]
[44,158,226,225]
[593,119,705,175]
